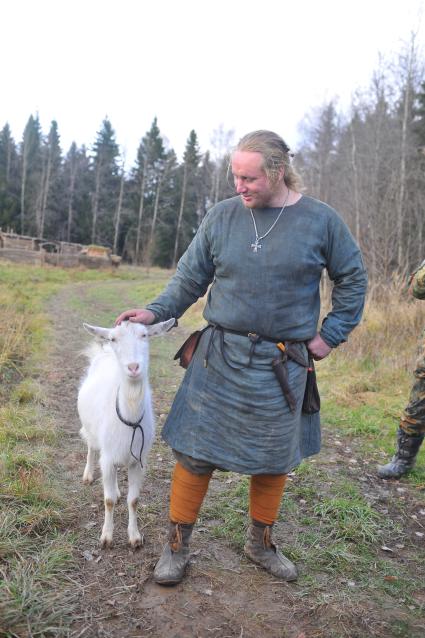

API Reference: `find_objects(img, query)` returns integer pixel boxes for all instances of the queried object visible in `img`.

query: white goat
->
[78,318,175,548]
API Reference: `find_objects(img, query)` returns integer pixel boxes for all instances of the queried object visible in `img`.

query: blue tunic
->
[147,195,367,474]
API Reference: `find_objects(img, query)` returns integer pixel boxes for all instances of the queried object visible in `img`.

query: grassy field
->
[0,262,424,637]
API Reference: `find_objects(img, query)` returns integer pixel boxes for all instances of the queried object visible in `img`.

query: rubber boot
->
[153,522,193,585]
[377,429,424,479]
[244,521,298,581]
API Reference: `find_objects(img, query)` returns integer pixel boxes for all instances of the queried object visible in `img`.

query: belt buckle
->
[248,332,260,343]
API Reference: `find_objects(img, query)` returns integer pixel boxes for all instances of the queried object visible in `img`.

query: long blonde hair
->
[235,130,303,191]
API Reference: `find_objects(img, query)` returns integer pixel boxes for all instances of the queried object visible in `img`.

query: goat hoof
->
[100,536,113,548]
[82,474,94,485]
[129,533,144,549]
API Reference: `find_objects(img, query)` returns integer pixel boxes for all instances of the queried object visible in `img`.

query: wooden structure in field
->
[0,231,121,268]
[0,232,44,265]
[79,244,121,269]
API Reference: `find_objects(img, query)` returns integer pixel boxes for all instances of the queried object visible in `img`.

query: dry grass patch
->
[318,279,425,450]
[0,308,28,373]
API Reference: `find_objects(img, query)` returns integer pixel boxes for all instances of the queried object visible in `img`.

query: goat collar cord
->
[115,389,145,467]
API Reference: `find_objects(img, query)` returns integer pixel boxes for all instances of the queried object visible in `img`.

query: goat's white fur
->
[78,318,175,547]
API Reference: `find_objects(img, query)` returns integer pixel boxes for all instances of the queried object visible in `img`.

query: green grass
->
[202,475,250,549]
[0,535,76,637]
[314,496,382,543]
[322,400,389,436]
[199,461,423,625]
[317,328,425,486]
[196,457,425,629]
[1,263,424,637]
[0,262,186,637]
[0,263,146,637]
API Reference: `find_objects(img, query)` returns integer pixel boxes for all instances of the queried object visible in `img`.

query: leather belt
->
[209,324,283,344]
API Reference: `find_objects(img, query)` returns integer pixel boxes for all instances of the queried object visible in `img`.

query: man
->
[377,261,425,479]
[116,130,367,584]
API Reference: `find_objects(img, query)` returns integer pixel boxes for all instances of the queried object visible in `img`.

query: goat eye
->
[110,337,116,342]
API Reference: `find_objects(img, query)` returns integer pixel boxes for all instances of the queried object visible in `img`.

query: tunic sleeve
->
[146,213,215,322]
[319,213,368,347]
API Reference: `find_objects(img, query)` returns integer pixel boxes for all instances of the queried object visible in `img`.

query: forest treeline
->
[0,40,424,273]
[0,117,235,267]
[298,39,425,280]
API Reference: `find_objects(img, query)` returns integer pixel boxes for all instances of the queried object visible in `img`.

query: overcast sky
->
[1,0,424,165]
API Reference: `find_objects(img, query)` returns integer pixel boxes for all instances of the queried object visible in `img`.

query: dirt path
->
[44,282,425,638]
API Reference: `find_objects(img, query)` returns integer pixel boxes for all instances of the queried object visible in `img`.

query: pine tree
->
[20,114,42,235]
[132,117,166,263]
[63,143,93,244]
[172,130,201,267]
[150,149,180,267]
[0,123,20,230]
[91,118,120,245]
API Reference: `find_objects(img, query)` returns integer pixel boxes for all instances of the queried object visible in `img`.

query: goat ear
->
[146,318,176,337]
[83,323,113,340]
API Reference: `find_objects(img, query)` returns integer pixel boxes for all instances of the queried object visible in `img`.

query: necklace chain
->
[250,189,290,252]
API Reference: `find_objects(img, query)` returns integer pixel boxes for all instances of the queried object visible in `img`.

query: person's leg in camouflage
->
[378,332,425,479]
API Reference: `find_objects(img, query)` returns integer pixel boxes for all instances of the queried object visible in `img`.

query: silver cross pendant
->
[251,240,262,252]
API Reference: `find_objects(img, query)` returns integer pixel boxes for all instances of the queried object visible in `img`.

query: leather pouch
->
[302,358,321,414]
[174,328,207,369]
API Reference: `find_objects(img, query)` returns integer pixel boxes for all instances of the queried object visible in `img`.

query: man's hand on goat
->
[115,309,156,326]
[306,334,332,361]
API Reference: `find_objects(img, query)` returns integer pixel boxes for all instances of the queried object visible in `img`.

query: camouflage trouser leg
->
[400,330,425,436]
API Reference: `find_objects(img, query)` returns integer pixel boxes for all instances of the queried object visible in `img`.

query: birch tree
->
[38,120,62,238]
[65,142,78,242]
[394,35,420,271]
[210,125,234,205]
[113,159,125,255]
